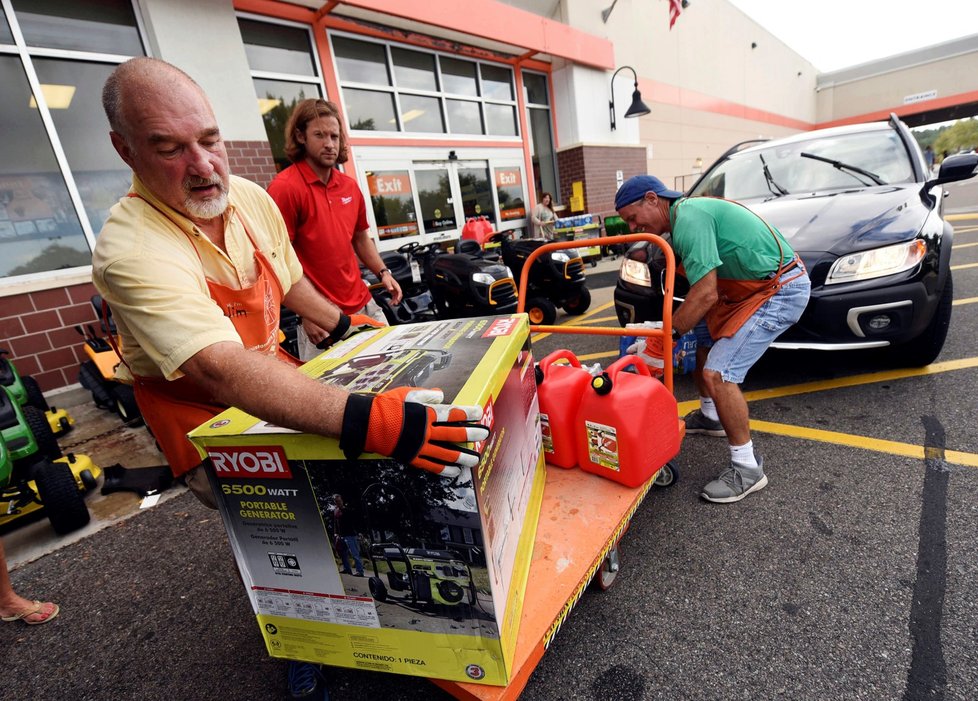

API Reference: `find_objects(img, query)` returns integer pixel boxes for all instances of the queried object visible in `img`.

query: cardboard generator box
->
[188,314,546,686]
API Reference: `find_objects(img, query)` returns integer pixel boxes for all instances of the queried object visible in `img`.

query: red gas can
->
[575,355,681,487]
[536,349,592,468]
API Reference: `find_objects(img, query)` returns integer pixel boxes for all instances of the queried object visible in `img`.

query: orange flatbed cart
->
[432,234,685,700]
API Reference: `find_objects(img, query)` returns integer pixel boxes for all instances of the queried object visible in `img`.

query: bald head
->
[102,57,206,139]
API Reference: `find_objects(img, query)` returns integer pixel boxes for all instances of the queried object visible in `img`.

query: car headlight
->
[472,272,495,285]
[825,240,927,285]
[552,251,571,263]
[505,266,515,279]
[620,258,652,287]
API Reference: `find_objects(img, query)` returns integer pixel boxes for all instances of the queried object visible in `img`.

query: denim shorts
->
[698,270,811,384]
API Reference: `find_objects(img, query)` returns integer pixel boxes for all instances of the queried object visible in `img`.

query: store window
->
[0,0,146,283]
[331,34,518,138]
[12,0,143,55]
[0,57,89,278]
[367,171,419,240]
[523,70,558,201]
[238,15,324,172]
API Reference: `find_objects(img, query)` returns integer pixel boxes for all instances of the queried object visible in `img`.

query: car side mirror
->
[921,152,978,205]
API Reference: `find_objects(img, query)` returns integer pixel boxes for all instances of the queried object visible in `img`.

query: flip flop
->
[1,600,60,626]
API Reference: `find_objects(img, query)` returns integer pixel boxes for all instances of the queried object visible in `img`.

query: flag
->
[669,0,683,29]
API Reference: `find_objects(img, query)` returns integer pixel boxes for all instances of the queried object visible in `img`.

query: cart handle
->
[517,234,676,392]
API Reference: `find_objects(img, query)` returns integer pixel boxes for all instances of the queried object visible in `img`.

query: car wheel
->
[22,375,50,411]
[896,273,953,367]
[526,297,557,325]
[23,405,63,461]
[111,383,144,427]
[563,287,592,315]
[33,460,90,535]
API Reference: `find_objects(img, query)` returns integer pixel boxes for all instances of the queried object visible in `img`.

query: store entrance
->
[362,154,526,251]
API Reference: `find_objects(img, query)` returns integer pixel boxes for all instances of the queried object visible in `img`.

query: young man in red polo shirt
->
[269,99,402,360]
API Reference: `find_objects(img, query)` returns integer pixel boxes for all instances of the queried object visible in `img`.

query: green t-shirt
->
[669,197,795,285]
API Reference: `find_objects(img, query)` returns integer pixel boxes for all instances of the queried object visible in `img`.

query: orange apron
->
[674,198,807,340]
[120,196,300,477]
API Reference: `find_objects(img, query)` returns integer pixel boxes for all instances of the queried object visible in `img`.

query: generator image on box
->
[188,315,546,686]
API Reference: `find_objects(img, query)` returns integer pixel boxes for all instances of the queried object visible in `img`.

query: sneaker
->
[287,661,322,699]
[701,456,767,503]
[683,409,726,437]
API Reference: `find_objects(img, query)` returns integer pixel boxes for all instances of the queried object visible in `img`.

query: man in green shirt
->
[616,175,811,503]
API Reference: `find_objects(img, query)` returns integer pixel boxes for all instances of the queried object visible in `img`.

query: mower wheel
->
[23,405,63,461]
[563,287,592,316]
[33,460,90,535]
[526,297,557,326]
[80,468,98,491]
[368,576,388,602]
[111,383,143,427]
[79,361,115,410]
[23,375,50,411]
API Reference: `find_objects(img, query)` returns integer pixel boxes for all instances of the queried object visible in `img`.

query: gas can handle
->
[538,349,582,378]
[604,354,652,382]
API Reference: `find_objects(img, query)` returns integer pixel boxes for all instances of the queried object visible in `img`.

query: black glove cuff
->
[391,401,428,465]
[339,393,373,460]
[327,313,352,345]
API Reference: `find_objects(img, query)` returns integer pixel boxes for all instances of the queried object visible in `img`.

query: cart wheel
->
[654,461,679,488]
[526,297,557,326]
[368,576,388,602]
[597,546,621,591]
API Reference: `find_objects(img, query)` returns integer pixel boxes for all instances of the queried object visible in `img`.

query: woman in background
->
[531,192,557,240]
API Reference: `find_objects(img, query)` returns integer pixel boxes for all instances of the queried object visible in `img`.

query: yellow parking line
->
[578,315,620,325]
[955,242,978,249]
[748,420,978,468]
[577,350,620,362]
[952,262,978,271]
[531,301,614,342]
[947,213,978,221]
[954,296,978,306]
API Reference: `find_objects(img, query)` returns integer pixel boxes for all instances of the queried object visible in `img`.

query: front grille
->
[488,278,518,307]
[564,258,586,280]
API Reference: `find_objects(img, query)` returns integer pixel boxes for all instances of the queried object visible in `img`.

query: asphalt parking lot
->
[4,181,978,701]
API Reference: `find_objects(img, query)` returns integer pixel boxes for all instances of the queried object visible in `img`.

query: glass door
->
[413,164,458,237]
[455,161,496,227]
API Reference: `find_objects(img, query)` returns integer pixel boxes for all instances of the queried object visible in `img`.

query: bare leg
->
[701,369,751,446]
[0,537,59,624]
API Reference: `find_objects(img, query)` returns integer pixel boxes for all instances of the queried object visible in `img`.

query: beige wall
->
[138,0,266,141]
[556,0,818,186]
[816,48,978,123]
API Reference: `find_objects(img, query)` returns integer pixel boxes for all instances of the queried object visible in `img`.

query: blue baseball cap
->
[614,175,683,210]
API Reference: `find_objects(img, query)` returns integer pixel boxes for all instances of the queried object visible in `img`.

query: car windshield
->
[690,129,915,200]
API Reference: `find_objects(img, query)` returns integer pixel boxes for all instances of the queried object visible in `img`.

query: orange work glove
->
[339,387,490,479]
[317,313,385,350]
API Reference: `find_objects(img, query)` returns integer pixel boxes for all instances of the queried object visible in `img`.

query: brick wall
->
[1,140,279,394]
[1,281,101,392]
[226,139,278,189]
[556,144,648,223]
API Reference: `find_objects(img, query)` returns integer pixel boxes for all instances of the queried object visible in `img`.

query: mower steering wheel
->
[488,232,511,244]
[397,241,420,254]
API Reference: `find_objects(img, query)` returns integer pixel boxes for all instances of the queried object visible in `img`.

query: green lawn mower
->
[367,542,477,609]
[0,387,100,535]
[0,349,74,436]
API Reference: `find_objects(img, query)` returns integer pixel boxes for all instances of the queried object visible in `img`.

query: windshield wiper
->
[799,152,885,185]
[759,153,788,196]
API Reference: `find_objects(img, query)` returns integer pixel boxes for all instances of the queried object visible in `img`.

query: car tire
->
[526,297,557,325]
[111,383,144,427]
[563,287,592,316]
[33,460,90,535]
[897,273,953,367]
[22,375,50,411]
[23,405,63,461]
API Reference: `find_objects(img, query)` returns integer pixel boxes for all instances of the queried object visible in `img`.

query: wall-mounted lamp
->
[693,157,703,171]
[448,150,458,161]
[751,42,758,49]
[609,66,650,131]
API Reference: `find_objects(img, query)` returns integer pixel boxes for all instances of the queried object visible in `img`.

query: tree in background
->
[932,118,978,159]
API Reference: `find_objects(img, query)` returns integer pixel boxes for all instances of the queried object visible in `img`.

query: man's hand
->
[625,334,665,370]
[339,387,489,479]
[316,313,385,350]
[382,273,403,305]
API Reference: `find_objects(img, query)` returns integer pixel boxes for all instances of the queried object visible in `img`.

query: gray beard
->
[184,191,229,220]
